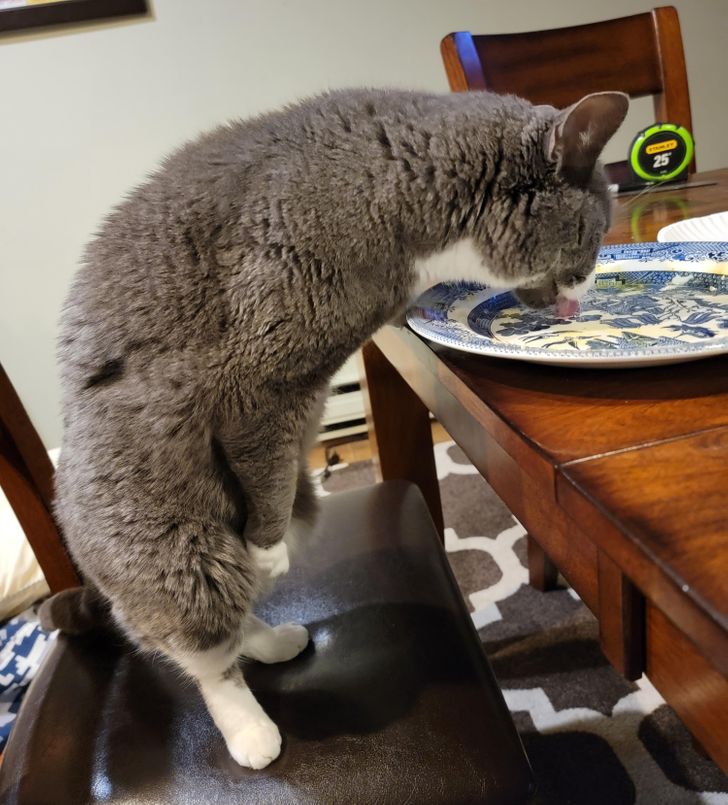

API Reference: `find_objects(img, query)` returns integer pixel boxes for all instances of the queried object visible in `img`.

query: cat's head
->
[476,91,629,309]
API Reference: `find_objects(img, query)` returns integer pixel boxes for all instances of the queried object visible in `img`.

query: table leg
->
[597,551,645,680]
[646,603,727,771]
[360,340,444,537]
[527,534,559,592]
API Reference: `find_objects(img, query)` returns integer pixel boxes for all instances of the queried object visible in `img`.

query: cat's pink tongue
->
[556,297,580,318]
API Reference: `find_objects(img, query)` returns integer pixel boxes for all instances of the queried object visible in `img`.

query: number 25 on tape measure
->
[629,123,694,183]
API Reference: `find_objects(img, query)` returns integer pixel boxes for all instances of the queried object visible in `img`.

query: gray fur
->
[54,88,626,658]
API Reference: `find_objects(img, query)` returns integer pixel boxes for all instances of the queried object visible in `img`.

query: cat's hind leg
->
[240,614,309,664]
[172,636,282,769]
[106,518,285,769]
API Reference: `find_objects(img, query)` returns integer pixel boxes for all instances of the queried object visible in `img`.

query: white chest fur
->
[411,238,513,298]
[559,270,596,301]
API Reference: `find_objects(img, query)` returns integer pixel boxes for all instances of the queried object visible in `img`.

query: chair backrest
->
[441,6,694,171]
[0,362,80,593]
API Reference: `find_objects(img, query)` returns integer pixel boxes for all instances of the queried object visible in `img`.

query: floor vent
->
[318,355,366,442]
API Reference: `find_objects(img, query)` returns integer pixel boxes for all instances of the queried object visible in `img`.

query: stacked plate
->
[657,211,728,243]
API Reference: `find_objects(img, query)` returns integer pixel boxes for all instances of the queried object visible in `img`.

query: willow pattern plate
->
[406,242,728,367]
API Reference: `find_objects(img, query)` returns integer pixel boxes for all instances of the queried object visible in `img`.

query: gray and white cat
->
[47,88,627,768]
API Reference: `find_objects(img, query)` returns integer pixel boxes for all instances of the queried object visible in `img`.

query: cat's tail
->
[38,585,112,634]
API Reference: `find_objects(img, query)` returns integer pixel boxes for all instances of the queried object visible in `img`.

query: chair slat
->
[442,6,694,171]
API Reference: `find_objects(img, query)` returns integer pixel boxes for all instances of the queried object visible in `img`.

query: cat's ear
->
[546,92,629,187]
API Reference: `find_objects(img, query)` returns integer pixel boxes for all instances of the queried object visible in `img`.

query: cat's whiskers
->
[623,181,661,211]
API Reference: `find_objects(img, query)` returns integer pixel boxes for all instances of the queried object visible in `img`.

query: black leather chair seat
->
[1,481,534,804]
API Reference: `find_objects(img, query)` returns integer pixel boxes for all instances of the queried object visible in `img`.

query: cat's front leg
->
[212,428,299,579]
[248,473,319,581]
[247,509,317,578]
[245,466,321,583]
[217,410,321,581]
[244,480,296,580]
[247,540,290,578]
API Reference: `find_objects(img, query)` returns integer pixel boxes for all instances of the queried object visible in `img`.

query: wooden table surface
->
[607,167,728,243]
[364,167,728,770]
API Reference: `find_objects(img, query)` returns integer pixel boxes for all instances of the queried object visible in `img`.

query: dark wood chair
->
[441,5,695,173]
[0,362,79,593]
[0,361,534,802]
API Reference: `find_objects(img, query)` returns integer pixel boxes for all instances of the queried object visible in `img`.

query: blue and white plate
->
[406,242,728,367]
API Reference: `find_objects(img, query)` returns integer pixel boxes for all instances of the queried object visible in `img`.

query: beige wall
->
[1,0,726,447]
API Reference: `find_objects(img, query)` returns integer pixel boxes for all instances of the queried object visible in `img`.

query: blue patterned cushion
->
[0,608,55,751]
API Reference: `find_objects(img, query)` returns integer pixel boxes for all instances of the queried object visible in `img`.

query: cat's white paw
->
[226,718,282,769]
[268,623,309,663]
[249,541,289,578]
[239,619,309,664]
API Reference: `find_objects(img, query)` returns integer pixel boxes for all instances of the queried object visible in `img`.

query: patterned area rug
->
[0,606,54,752]
[319,442,728,805]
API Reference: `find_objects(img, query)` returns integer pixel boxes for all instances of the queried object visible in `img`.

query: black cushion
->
[0,481,534,804]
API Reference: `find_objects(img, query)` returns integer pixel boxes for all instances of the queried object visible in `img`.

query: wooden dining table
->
[361,167,728,771]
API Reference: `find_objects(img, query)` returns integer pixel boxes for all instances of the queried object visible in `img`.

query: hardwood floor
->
[309,421,451,470]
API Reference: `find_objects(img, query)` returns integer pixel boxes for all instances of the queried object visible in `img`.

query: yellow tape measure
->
[629,123,694,183]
